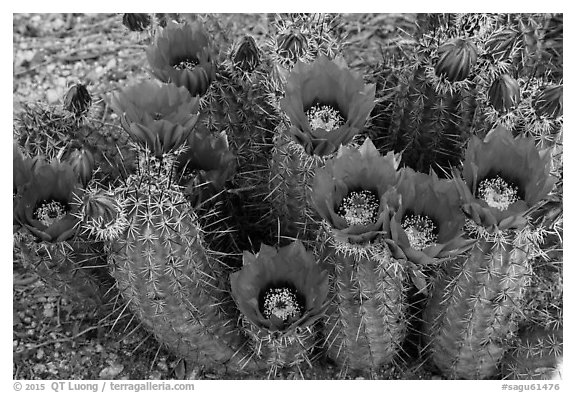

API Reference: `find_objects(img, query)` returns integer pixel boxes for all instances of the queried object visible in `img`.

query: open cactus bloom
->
[177,125,237,190]
[312,138,400,244]
[455,126,555,231]
[230,241,329,333]
[383,168,473,265]
[14,159,82,242]
[146,21,216,97]
[110,80,200,157]
[13,143,36,197]
[279,55,376,157]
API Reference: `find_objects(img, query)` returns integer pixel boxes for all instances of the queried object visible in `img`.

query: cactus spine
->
[501,326,563,380]
[322,240,406,372]
[15,234,114,310]
[423,232,533,379]
[242,320,319,378]
[109,152,256,371]
[268,128,326,241]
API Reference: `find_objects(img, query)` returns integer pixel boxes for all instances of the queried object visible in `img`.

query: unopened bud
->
[488,74,521,113]
[122,13,151,32]
[533,85,563,119]
[66,148,95,188]
[63,83,92,116]
[231,36,260,73]
[435,38,478,82]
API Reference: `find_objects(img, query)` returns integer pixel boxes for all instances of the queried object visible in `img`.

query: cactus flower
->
[455,125,555,231]
[230,241,329,333]
[533,85,563,119]
[488,74,521,113]
[176,125,236,195]
[14,159,82,242]
[280,55,376,156]
[312,138,399,244]
[147,21,216,97]
[13,143,35,197]
[435,38,478,82]
[382,168,474,265]
[110,80,200,156]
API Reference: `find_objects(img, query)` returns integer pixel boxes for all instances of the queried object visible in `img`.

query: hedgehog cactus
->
[109,151,254,370]
[230,241,329,377]
[14,99,136,185]
[266,13,345,89]
[270,56,375,241]
[501,326,563,380]
[369,13,563,176]
[13,158,114,309]
[108,85,256,371]
[311,139,407,371]
[422,126,555,379]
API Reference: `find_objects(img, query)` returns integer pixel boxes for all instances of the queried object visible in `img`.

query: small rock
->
[149,370,162,380]
[99,363,124,379]
[36,348,44,360]
[156,358,168,372]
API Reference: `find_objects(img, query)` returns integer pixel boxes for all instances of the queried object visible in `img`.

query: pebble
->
[99,363,124,379]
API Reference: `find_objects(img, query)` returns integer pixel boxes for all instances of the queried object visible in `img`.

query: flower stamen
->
[477,175,520,211]
[173,58,199,71]
[262,287,303,321]
[306,104,345,132]
[337,190,380,226]
[402,213,438,251]
[34,200,68,227]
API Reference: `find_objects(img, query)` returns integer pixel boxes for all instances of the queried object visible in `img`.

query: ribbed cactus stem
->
[423,236,531,379]
[501,326,563,380]
[323,238,407,371]
[243,322,318,377]
[110,167,258,371]
[15,235,114,310]
[374,65,475,174]
[269,128,326,241]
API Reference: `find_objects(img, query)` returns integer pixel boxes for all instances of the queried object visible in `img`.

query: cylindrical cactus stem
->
[15,234,114,310]
[109,179,258,372]
[372,65,476,175]
[323,240,407,372]
[243,322,319,378]
[268,127,326,242]
[423,235,532,379]
[501,326,563,380]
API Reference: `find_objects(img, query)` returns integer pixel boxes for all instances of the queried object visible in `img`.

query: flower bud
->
[231,35,260,73]
[488,74,521,113]
[122,13,151,32]
[434,38,478,82]
[66,148,95,188]
[533,85,563,119]
[277,29,309,64]
[63,83,91,115]
[81,191,126,241]
[485,29,519,62]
